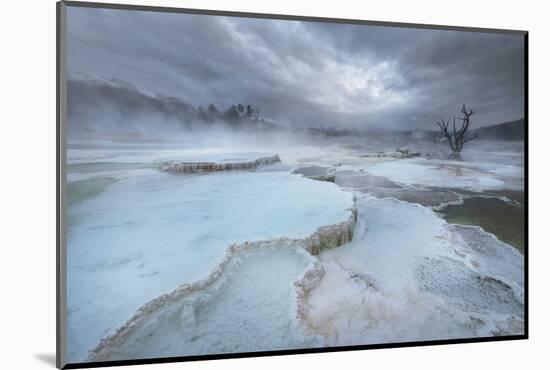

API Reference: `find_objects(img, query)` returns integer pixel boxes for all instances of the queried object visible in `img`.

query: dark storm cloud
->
[67,6,525,129]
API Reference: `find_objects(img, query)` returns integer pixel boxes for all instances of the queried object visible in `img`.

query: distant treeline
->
[67,77,280,131]
[195,103,277,129]
[306,126,439,141]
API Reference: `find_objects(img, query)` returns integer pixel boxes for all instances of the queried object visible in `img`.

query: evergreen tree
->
[197,105,208,122]
[237,104,245,116]
[207,103,218,123]
[224,104,240,122]
[246,104,254,118]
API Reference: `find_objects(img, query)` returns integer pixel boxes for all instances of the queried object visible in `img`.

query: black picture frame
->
[56,1,529,368]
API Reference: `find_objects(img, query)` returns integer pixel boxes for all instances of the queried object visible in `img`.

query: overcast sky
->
[67,6,525,129]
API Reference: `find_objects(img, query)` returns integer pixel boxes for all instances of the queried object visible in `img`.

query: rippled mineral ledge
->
[67,169,356,362]
[87,202,357,362]
[161,154,281,173]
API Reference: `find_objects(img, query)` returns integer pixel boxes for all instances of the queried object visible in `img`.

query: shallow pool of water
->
[439,196,524,253]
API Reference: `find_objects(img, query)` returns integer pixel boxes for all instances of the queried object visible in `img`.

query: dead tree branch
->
[436,104,478,159]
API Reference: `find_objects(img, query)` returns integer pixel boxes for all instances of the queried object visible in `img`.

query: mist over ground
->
[67,72,524,156]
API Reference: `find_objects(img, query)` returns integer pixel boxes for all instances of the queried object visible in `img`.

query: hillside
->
[67,72,278,132]
[472,119,525,141]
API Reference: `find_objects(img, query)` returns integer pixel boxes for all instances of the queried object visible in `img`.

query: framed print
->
[57,1,528,368]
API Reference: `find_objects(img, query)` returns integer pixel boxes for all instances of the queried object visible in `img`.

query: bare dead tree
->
[436,104,479,159]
